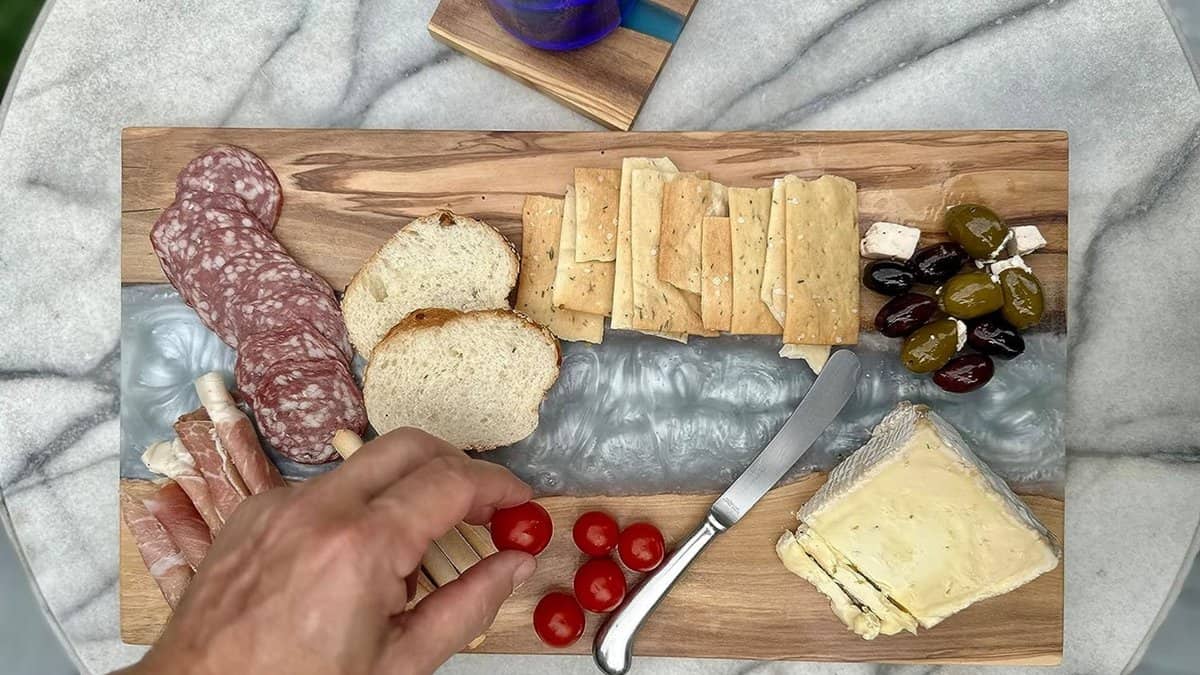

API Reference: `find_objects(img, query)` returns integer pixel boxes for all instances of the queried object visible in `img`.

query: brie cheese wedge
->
[779,402,1060,634]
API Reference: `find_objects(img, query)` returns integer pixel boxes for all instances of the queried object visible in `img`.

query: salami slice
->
[231,259,335,308]
[232,287,352,360]
[177,227,288,345]
[252,359,366,463]
[154,205,266,286]
[176,145,283,228]
[235,321,347,404]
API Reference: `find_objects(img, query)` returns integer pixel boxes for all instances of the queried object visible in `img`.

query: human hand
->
[123,427,536,675]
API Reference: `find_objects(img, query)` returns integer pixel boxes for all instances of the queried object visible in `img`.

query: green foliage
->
[1,0,45,92]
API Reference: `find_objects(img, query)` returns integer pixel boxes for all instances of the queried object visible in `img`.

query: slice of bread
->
[363,308,561,451]
[342,211,519,356]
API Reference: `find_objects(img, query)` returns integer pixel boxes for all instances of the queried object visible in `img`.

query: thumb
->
[381,550,537,674]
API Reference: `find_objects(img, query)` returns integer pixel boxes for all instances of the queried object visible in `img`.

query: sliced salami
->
[151,196,249,287]
[232,287,352,360]
[176,145,283,228]
[231,259,335,308]
[154,205,266,286]
[177,227,288,344]
[252,359,366,463]
[235,321,347,404]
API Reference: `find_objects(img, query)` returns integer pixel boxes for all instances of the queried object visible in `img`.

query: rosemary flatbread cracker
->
[658,177,727,295]
[553,185,615,316]
[701,216,733,332]
[783,175,860,345]
[517,195,604,343]
[629,169,712,335]
[761,177,791,325]
[729,186,782,335]
[612,157,687,342]
[574,168,621,262]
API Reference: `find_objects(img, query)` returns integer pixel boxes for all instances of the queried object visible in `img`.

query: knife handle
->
[593,513,726,675]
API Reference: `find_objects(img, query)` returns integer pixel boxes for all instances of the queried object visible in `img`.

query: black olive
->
[966,316,1025,359]
[863,260,915,296]
[874,293,939,338]
[908,242,970,285]
[933,354,995,393]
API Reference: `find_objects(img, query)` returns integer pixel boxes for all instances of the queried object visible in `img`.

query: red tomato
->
[533,592,585,647]
[573,558,627,613]
[490,501,553,556]
[572,511,620,556]
[618,522,665,572]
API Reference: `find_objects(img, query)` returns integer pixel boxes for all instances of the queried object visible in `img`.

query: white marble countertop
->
[1,1,1198,673]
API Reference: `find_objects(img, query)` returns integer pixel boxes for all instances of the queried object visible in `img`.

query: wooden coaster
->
[429,0,699,130]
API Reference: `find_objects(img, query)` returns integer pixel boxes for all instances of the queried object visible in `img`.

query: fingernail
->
[512,555,537,590]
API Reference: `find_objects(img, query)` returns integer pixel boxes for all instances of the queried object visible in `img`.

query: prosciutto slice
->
[120,489,192,608]
[175,414,249,523]
[144,481,213,570]
[195,372,284,495]
[142,439,222,533]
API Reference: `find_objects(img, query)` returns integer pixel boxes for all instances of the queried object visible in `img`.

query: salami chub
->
[149,144,365,463]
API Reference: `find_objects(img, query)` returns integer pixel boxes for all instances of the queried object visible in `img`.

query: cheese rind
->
[799,402,1061,629]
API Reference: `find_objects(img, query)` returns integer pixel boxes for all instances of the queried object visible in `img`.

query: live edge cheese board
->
[119,128,1067,664]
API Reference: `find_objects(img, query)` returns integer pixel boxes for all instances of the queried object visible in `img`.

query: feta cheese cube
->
[989,255,1032,278]
[1007,225,1047,256]
[860,222,921,261]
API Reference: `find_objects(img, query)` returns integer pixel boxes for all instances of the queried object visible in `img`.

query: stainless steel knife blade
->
[710,349,861,527]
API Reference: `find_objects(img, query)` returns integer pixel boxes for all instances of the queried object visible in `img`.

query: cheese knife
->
[593,350,861,674]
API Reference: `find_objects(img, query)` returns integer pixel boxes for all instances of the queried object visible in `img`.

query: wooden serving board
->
[120,127,1067,663]
[120,476,1063,662]
[122,128,1068,331]
[429,0,700,131]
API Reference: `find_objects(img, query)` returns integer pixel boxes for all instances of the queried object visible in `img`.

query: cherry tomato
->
[533,592,585,647]
[490,501,553,556]
[573,558,627,613]
[618,522,665,572]
[572,511,620,557]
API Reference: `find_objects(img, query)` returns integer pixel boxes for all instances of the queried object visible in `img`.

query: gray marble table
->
[1,1,1199,673]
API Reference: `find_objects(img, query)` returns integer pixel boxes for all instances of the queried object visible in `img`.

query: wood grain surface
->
[429,0,695,130]
[120,476,1064,663]
[120,128,1069,331]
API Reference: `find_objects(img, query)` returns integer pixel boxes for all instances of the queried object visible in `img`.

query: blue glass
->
[487,0,625,51]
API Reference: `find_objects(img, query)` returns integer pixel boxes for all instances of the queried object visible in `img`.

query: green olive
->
[901,319,961,373]
[944,204,1011,259]
[999,267,1045,329]
[939,270,1004,319]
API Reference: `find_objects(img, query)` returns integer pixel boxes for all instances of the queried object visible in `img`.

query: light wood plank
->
[429,0,677,130]
[120,128,1068,330]
[121,477,1063,663]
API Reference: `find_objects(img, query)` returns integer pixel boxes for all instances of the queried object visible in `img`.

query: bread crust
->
[363,308,561,451]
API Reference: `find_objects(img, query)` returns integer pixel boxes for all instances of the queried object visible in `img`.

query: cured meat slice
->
[232,287,352,360]
[194,372,285,495]
[120,489,193,608]
[176,145,283,228]
[232,259,335,307]
[177,227,289,344]
[144,481,213,570]
[174,416,249,523]
[253,359,367,464]
[142,439,222,534]
[234,321,347,404]
[151,194,259,280]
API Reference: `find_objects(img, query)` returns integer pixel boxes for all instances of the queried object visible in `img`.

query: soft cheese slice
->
[776,531,882,640]
[799,402,1061,628]
[779,344,831,374]
[792,525,918,636]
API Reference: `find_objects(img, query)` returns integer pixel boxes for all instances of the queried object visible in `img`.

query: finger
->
[383,550,537,674]
[319,427,460,500]
[366,456,532,557]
